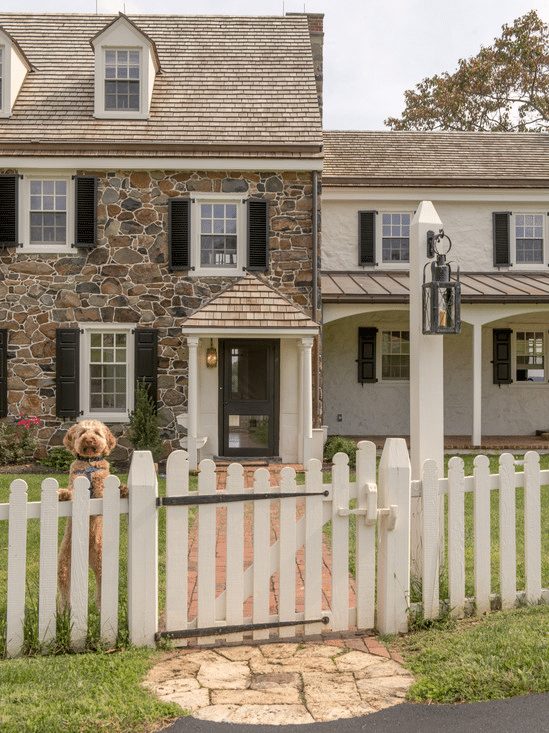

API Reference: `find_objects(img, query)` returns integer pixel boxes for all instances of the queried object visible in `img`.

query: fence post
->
[421,459,440,620]
[128,450,158,647]
[377,438,410,635]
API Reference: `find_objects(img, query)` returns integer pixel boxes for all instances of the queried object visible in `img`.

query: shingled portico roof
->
[0,13,322,157]
[323,131,549,187]
[181,273,319,334]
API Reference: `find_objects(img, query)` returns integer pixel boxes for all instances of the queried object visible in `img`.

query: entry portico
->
[181,274,319,469]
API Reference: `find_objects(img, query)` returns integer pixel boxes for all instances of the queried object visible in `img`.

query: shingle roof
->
[323,131,549,187]
[181,273,319,330]
[322,271,549,303]
[0,13,322,157]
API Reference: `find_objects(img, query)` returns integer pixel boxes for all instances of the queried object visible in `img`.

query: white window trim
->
[511,327,548,387]
[0,46,4,116]
[378,328,410,383]
[378,210,412,269]
[191,192,247,277]
[96,46,146,119]
[80,324,135,422]
[19,171,75,254]
[512,212,547,269]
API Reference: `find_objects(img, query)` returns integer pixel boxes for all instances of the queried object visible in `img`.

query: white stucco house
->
[322,131,549,446]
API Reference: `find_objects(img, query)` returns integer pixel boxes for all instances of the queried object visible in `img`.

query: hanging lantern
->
[422,230,461,335]
[206,339,218,368]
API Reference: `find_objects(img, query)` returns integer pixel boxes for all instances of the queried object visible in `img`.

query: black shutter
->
[135,329,158,407]
[73,175,98,248]
[358,327,378,383]
[247,199,269,271]
[169,198,191,270]
[359,211,376,266]
[0,174,19,248]
[56,329,80,417]
[493,212,511,267]
[493,328,513,384]
[0,329,7,417]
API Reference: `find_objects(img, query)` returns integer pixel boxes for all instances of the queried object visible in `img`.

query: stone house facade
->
[0,13,324,466]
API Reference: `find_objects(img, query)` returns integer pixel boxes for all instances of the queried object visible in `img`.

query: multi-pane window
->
[104,49,140,111]
[381,330,410,380]
[89,332,128,411]
[200,203,238,267]
[29,180,67,244]
[515,214,543,264]
[516,331,545,382]
[382,213,410,262]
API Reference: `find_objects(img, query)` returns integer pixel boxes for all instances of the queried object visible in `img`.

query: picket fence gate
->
[415,451,549,620]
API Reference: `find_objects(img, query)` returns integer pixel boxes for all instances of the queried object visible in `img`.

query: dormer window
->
[91,14,159,120]
[105,49,140,111]
[0,25,31,118]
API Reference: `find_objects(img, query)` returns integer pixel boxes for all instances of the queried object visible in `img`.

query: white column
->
[409,201,444,479]
[472,321,482,446]
[301,338,314,465]
[297,342,304,464]
[187,336,199,471]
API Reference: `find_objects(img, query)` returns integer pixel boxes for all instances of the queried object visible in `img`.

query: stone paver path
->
[143,639,413,725]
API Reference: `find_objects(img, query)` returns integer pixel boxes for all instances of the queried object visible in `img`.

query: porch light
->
[206,340,218,368]
[422,229,461,335]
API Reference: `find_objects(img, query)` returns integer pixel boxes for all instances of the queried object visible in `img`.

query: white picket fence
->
[1,474,127,657]
[414,451,549,620]
[2,441,547,657]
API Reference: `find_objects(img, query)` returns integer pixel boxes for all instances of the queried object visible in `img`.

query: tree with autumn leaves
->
[386,10,549,132]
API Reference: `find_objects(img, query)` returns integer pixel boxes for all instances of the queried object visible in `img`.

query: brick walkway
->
[185,462,357,637]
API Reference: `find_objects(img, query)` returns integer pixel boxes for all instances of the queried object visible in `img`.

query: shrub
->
[324,435,358,468]
[38,446,74,472]
[127,379,163,461]
[0,416,39,466]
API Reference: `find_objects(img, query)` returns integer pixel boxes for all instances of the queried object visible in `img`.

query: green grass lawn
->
[391,603,549,703]
[0,647,183,733]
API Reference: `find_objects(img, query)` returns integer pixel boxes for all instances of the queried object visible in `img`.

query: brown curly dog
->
[57,420,127,611]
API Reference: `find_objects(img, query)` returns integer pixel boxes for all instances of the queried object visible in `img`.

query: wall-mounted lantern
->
[422,229,461,335]
[206,339,218,368]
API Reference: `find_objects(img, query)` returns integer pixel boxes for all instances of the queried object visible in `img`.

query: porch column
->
[187,335,199,471]
[301,337,314,465]
[472,322,482,446]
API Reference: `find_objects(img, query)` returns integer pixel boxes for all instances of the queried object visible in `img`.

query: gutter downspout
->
[313,169,321,429]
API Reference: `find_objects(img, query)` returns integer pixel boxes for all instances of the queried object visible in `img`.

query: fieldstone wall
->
[0,168,319,463]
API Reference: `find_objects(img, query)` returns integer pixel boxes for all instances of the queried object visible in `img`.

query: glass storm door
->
[219,339,279,457]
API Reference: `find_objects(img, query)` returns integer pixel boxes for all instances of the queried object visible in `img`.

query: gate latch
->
[336,483,397,530]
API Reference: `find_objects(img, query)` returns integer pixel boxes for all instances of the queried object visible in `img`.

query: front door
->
[219,339,279,457]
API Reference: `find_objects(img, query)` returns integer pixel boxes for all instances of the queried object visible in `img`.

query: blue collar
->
[74,457,104,498]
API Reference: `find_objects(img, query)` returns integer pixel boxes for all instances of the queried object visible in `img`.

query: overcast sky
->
[0,0,544,129]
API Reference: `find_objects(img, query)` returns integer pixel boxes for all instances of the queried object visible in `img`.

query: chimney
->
[287,13,324,119]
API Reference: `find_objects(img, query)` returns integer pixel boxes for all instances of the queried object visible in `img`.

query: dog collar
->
[74,457,104,498]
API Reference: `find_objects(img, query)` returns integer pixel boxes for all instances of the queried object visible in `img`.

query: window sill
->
[21,245,75,255]
[94,110,149,120]
[80,412,130,423]
[192,268,244,278]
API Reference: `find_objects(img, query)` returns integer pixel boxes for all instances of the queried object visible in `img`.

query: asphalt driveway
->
[162,693,549,733]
